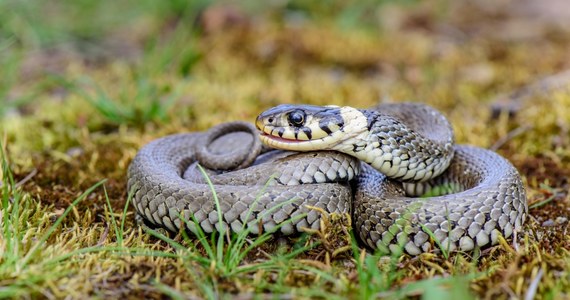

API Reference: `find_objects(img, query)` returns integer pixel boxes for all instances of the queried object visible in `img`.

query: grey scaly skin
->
[128,103,527,255]
[127,121,358,236]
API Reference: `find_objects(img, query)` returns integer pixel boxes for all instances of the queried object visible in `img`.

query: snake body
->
[128,103,527,255]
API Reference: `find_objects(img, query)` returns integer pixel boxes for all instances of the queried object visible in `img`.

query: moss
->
[2,1,570,298]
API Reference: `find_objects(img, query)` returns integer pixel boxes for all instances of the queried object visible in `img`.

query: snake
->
[127,103,528,255]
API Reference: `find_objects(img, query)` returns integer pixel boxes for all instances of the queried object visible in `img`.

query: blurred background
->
[2,0,570,197]
[2,0,569,130]
[3,0,570,187]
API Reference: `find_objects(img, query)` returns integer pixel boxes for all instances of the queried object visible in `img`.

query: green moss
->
[1,0,569,298]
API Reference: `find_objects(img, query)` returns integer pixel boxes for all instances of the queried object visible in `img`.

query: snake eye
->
[287,111,305,126]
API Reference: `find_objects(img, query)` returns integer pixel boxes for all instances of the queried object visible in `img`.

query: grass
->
[1,0,570,298]
[0,143,106,297]
[57,76,183,128]
[0,136,483,298]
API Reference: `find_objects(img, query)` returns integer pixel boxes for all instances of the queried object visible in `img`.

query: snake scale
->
[127,103,527,255]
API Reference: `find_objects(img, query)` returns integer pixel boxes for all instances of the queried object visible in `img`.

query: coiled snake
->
[127,103,527,255]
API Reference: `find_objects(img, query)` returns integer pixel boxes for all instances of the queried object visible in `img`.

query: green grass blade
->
[20,179,107,268]
[197,164,227,269]
[103,185,123,246]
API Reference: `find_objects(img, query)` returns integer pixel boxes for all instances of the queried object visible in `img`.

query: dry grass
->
[1,0,570,299]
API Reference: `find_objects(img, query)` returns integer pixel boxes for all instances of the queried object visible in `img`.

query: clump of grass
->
[0,0,202,49]
[0,143,107,298]
[55,76,182,128]
[134,166,321,298]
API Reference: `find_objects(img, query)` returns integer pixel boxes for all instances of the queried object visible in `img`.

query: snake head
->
[255,104,368,151]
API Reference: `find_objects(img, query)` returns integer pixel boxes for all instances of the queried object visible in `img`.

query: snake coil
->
[128,103,527,255]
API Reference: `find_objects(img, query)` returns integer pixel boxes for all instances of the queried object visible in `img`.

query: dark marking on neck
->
[367,117,378,131]
[316,108,344,134]
[363,110,380,131]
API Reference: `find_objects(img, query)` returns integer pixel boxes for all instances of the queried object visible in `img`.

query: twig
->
[490,125,532,151]
[15,168,38,188]
[96,222,110,247]
[512,230,519,253]
[490,69,570,118]
[524,268,544,300]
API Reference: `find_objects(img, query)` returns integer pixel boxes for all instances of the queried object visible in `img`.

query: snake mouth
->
[259,130,325,152]
[259,132,307,144]
[258,123,312,144]
[258,122,350,152]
